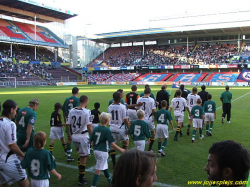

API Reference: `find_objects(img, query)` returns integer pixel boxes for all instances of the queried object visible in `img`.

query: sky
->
[37,0,250,37]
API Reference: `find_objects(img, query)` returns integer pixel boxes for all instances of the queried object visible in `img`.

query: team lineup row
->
[0,84,233,187]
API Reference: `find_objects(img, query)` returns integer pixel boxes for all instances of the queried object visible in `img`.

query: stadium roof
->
[77,20,250,44]
[0,0,77,23]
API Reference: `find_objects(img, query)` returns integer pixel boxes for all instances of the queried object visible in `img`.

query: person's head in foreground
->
[204,140,250,186]
[34,131,47,149]
[99,112,111,126]
[112,149,157,187]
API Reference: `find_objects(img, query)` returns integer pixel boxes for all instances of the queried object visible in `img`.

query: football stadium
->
[0,1,250,187]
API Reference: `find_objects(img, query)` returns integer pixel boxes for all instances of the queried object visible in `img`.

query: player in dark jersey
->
[198,85,209,107]
[125,85,140,122]
[174,84,188,100]
[156,85,170,110]
[91,102,101,130]
[62,87,80,162]
[49,103,67,155]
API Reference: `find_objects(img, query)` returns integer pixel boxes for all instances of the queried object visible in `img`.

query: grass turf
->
[1,85,250,187]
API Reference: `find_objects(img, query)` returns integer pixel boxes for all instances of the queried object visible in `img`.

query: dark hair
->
[161,85,166,90]
[80,95,88,103]
[192,87,197,93]
[34,131,47,149]
[161,100,167,107]
[175,89,182,96]
[207,94,212,100]
[209,140,250,181]
[144,87,151,94]
[201,85,206,91]
[54,102,62,111]
[197,98,202,104]
[72,87,79,94]
[131,85,137,91]
[117,89,123,93]
[226,85,229,90]
[2,100,17,118]
[94,102,100,109]
[112,149,157,187]
[113,92,121,103]
[179,84,184,90]
[145,84,150,88]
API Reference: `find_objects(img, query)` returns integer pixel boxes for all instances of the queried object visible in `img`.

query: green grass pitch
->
[1,85,250,187]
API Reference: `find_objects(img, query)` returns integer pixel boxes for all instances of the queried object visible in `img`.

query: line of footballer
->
[4,84,217,186]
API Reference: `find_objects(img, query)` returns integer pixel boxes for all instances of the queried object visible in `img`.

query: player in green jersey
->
[129,109,151,151]
[62,87,80,162]
[220,85,232,123]
[139,84,155,99]
[17,99,39,152]
[155,100,174,156]
[21,131,61,187]
[203,94,216,136]
[190,99,205,143]
[89,112,124,187]
[108,89,125,105]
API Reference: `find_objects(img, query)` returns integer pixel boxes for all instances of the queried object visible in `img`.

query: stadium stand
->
[190,44,238,64]
[134,73,172,82]
[168,72,207,82]
[205,72,240,82]
[88,44,240,68]
[0,60,77,83]
[87,73,113,82]
[0,19,67,47]
[105,73,141,81]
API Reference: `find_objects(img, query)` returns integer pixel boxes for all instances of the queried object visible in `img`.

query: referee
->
[220,85,232,123]
[198,85,209,106]
[156,85,169,110]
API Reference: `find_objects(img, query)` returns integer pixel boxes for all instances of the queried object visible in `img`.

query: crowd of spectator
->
[88,43,242,67]
[189,44,238,64]
[0,45,63,63]
[87,73,141,82]
[87,73,112,82]
[0,61,54,80]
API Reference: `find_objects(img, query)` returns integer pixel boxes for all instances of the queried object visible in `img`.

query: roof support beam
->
[203,30,209,34]
[0,5,65,23]
[221,28,226,34]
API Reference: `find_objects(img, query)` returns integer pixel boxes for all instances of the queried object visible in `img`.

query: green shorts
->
[17,132,34,152]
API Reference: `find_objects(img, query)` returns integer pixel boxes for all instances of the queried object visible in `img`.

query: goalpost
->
[0,77,17,88]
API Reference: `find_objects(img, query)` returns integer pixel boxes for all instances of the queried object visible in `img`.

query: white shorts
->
[193,118,203,128]
[110,125,129,143]
[156,124,169,139]
[174,115,184,123]
[72,134,90,157]
[127,109,138,122]
[144,118,155,130]
[31,179,49,187]
[0,159,27,185]
[49,126,64,140]
[134,140,145,151]
[205,113,215,122]
[94,150,108,170]
[92,123,99,129]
